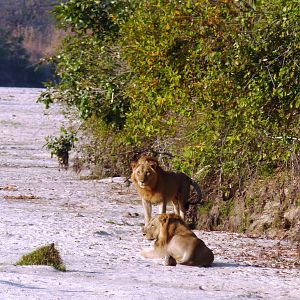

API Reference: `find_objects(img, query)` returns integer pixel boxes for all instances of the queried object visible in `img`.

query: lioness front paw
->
[140,248,152,258]
[164,255,177,266]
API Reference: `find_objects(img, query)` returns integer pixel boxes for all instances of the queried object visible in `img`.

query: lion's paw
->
[164,255,177,266]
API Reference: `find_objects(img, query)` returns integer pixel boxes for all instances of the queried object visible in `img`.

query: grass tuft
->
[16,243,66,272]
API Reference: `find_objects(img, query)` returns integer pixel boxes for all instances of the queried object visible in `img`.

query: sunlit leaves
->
[41,0,299,186]
[121,0,300,180]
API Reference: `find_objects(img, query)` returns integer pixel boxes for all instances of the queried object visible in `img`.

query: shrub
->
[40,0,299,193]
[16,243,66,272]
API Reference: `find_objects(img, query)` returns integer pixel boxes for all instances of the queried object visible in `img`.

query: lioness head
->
[143,213,186,241]
[143,215,161,240]
[131,156,159,189]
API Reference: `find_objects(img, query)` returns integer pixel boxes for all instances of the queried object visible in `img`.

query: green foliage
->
[42,0,299,194]
[120,0,300,183]
[39,0,133,129]
[16,243,66,272]
[53,0,119,36]
[44,127,77,158]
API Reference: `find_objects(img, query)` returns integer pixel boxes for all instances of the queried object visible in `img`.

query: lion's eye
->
[146,172,150,176]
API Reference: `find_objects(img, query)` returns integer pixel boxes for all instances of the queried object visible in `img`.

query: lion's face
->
[143,216,160,240]
[131,159,158,189]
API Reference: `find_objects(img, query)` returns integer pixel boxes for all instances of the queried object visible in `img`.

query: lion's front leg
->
[172,200,180,215]
[158,201,167,214]
[172,199,186,220]
[142,199,152,226]
[179,207,185,220]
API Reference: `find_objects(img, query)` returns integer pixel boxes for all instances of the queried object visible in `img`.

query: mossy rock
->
[16,243,66,272]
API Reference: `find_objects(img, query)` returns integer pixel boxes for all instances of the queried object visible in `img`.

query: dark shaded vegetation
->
[40,0,299,239]
[0,0,63,87]
[0,29,52,87]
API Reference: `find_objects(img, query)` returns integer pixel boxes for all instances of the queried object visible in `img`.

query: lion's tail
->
[185,179,203,226]
[189,179,202,204]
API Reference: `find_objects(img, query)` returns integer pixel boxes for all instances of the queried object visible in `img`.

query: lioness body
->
[131,156,201,225]
[141,213,214,267]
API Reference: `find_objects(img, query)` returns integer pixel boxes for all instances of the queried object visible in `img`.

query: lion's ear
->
[159,214,169,225]
[130,161,137,170]
[148,159,158,170]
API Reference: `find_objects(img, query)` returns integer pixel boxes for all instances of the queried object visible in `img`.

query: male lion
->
[141,213,214,267]
[131,155,202,226]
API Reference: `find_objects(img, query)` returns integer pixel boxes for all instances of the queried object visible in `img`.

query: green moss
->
[218,203,227,220]
[16,243,66,272]
[228,199,236,216]
[219,198,235,221]
[106,220,117,224]
[272,211,284,229]
[198,201,213,216]
[245,196,256,208]
[240,215,250,233]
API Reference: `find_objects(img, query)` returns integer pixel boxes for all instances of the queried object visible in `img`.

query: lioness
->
[131,156,202,226]
[141,213,214,267]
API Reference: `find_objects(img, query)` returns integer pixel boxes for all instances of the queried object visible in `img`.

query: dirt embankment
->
[198,174,300,242]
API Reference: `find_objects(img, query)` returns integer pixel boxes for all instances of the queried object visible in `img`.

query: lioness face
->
[143,216,160,240]
[133,162,158,189]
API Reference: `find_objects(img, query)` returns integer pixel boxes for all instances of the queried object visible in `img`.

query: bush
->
[44,127,77,169]
[40,0,299,193]
[16,243,66,272]
[120,0,300,185]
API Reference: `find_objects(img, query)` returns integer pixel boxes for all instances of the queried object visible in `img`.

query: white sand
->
[0,87,299,300]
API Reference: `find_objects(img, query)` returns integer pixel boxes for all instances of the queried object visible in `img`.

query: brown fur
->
[141,213,214,267]
[131,156,202,225]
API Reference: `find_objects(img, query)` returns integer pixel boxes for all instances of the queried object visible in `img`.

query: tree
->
[39,0,136,175]
[0,29,50,87]
[120,0,300,185]
[41,0,299,188]
[40,0,132,126]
